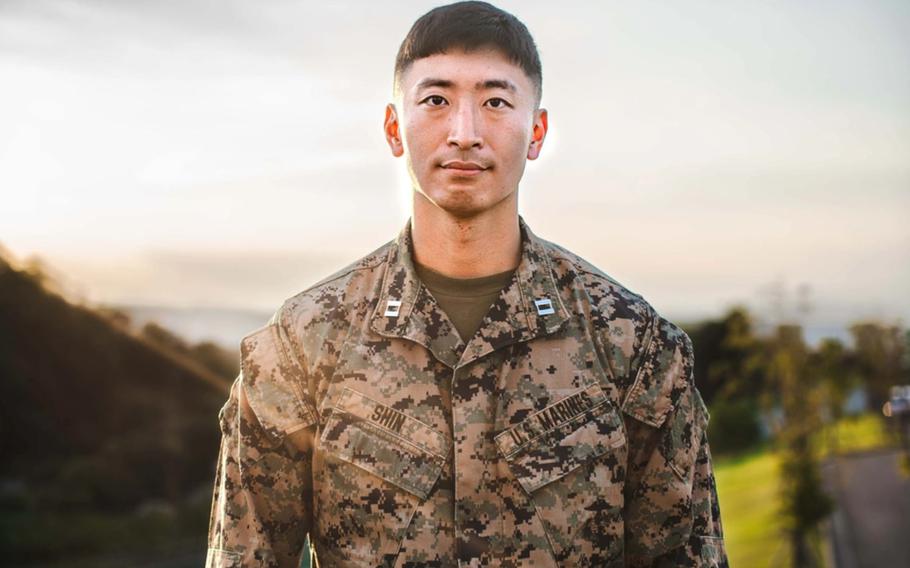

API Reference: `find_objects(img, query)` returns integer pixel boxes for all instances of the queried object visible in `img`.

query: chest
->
[309,318,630,566]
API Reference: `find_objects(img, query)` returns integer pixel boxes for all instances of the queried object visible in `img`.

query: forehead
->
[399,47,533,95]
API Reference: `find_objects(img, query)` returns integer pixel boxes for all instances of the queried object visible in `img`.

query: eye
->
[485,97,512,109]
[421,95,448,107]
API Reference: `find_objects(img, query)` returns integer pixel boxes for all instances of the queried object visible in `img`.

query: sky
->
[1,0,908,334]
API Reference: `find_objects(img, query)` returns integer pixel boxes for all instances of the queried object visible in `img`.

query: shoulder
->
[236,239,396,437]
[540,237,654,322]
[281,239,392,323]
[537,236,695,424]
[622,310,695,426]
[242,238,394,346]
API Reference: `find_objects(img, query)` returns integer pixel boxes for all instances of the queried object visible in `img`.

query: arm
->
[206,319,319,568]
[651,404,727,567]
[622,313,727,567]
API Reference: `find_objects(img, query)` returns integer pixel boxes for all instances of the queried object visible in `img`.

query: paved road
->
[822,449,910,568]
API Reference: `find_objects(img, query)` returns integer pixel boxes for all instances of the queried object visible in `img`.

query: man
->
[206,2,727,567]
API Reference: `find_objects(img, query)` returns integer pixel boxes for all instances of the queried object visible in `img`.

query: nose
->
[446,102,483,150]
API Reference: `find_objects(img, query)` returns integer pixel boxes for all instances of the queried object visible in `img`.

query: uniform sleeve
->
[206,319,319,568]
[621,313,728,568]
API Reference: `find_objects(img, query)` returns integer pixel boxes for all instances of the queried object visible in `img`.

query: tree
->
[687,305,767,406]
[850,322,907,411]
[770,324,833,567]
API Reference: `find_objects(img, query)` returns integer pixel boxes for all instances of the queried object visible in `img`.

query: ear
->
[527,108,548,160]
[384,103,404,157]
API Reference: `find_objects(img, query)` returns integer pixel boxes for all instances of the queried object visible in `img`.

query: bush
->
[708,397,764,455]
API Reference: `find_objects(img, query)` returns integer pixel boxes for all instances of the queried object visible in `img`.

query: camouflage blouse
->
[206,215,727,567]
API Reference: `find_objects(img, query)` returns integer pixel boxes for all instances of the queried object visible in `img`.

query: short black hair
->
[394,1,542,106]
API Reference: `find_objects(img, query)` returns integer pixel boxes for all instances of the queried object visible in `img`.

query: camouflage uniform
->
[206,215,727,568]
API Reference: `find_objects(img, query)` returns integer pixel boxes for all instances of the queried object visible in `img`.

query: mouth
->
[440,160,489,177]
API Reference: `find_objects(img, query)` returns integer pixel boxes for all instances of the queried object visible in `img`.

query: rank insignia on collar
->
[534,298,555,316]
[384,299,402,317]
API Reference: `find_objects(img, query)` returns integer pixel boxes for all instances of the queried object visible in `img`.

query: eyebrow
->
[478,79,517,93]
[415,78,518,93]
[416,78,454,91]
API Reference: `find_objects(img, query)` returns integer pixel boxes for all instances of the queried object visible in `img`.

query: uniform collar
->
[369,214,570,369]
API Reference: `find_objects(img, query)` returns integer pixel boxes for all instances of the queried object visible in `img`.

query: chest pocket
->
[495,383,627,563]
[315,386,449,565]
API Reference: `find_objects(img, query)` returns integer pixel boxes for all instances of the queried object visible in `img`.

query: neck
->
[410,193,521,278]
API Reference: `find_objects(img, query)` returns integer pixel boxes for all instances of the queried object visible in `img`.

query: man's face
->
[385,47,547,219]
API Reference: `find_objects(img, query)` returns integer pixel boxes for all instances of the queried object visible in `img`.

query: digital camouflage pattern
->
[206,215,727,567]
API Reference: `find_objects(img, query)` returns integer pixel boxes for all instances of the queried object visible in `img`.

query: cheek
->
[497,123,533,162]
[403,121,434,159]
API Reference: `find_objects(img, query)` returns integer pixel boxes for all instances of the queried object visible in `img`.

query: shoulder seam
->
[275,246,389,383]
[621,304,659,416]
[269,318,312,410]
[543,241,647,303]
[294,242,392,297]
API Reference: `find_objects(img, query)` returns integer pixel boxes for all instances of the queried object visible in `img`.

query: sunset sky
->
[2,0,908,334]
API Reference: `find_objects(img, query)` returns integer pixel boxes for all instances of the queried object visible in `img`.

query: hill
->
[0,251,235,563]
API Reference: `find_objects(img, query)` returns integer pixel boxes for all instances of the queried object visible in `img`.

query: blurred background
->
[1,0,908,566]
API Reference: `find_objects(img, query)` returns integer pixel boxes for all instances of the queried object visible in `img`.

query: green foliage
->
[714,410,895,568]
[779,457,833,532]
[850,322,907,409]
[0,498,209,564]
[4,248,908,566]
[767,324,834,567]
[142,323,239,379]
[686,306,767,405]
[191,341,241,378]
[707,397,764,455]
[0,254,232,520]
[141,321,189,352]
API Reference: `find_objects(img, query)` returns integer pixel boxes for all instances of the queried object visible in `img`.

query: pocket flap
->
[622,315,692,429]
[662,385,709,484]
[240,324,318,442]
[320,387,449,499]
[495,384,625,493]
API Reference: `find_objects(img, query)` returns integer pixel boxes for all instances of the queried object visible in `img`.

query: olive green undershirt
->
[414,261,516,344]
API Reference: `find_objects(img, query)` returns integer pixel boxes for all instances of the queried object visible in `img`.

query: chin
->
[428,179,518,215]
[436,197,488,219]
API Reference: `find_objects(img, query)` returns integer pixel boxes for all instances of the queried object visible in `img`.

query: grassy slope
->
[714,413,894,567]
[715,450,791,567]
[813,413,894,456]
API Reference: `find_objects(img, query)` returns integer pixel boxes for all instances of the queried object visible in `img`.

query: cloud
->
[1,0,908,326]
